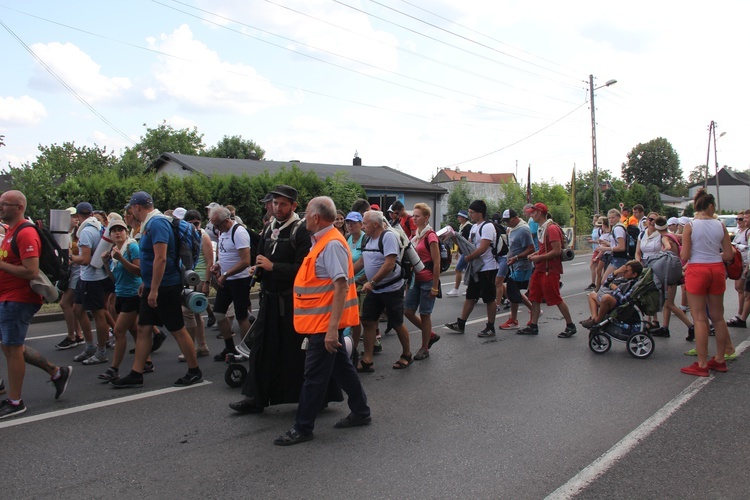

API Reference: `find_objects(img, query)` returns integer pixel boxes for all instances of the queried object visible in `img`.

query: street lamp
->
[715,129,726,212]
[590,75,617,216]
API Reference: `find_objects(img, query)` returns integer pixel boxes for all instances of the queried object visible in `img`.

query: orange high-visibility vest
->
[293,227,359,334]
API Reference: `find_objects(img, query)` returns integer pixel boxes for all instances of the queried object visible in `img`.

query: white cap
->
[205,202,221,209]
[678,216,690,225]
[173,207,187,220]
[667,217,679,226]
[502,209,510,219]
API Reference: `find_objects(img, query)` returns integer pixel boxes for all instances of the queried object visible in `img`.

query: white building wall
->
[688,185,750,213]
[436,181,509,221]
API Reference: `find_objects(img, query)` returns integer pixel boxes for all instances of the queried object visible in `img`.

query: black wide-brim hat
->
[270,185,298,202]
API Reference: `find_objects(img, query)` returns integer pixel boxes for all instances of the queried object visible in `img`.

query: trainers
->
[499,319,519,330]
[707,358,728,372]
[82,352,108,365]
[73,348,96,362]
[213,348,238,362]
[110,372,144,388]
[446,288,460,297]
[51,366,72,399]
[477,325,495,338]
[333,413,372,428]
[680,362,709,377]
[650,327,670,338]
[725,352,738,361]
[558,324,577,338]
[680,305,690,313]
[445,321,465,334]
[727,316,747,328]
[98,367,119,382]
[580,318,596,329]
[174,370,203,387]
[414,347,430,360]
[0,399,27,419]
[517,324,539,335]
[55,336,79,350]
[585,283,596,290]
[143,361,155,373]
[273,428,314,446]
[428,333,440,348]
[151,331,167,353]
[0,379,5,395]
[206,314,216,327]
[684,348,698,356]
[196,346,210,357]
[686,325,695,342]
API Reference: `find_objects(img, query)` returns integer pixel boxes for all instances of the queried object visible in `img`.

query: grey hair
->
[307,196,336,222]
[212,206,231,222]
[364,210,385,225]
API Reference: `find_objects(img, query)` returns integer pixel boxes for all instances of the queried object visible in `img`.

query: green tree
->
[621,137,682,194]
[203,135,265,160]
[493,181,526,215]
[688,165,707,185]
[122,121,205,175]
[446,181,472,229]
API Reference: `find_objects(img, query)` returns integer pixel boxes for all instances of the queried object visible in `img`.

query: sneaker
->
[727,316,747,328]
[684,348,698,356]
[495,304,503,313]
[196,346,210,357]
[151,331,167,353]
[51,366,72,399]
[679,305,690,313]
[446,288,460,297]
[333,413,372,428]
[725,352,739,361]
[414,347,430,360]
[74,336,85,346]
[445,321,465,334]
[55,336,79,350]
[98,367,119,382]
[273,428,314,446]
[477,325,495,338]
[499,319,519,330]
[579,318,596,329]
[106,337,116,349]
[517,325,539,335]
[706,358,728,372]
[110,372,144,389]
[73,348,96,362]
[558,324,577,338]
[585,283,596,291]
[373,339,383,353]
[174,370,203,387]
[82,352,109,365]
[214,348,238,362]
[206,314,216,327]
[0,379,5,395]
[143,361,155,373]
[686,325,695,342]
[650,327,670,338]
[428,333,440,348]
[0,399,27,419]
[709,326,715,337]
[680,362,709,377]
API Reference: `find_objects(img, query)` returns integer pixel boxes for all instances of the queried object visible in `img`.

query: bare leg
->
[112,311,137,369]
[556,300,573,324]
[360,320,376,365]
[686,291,709,367]
[2,344,27,400]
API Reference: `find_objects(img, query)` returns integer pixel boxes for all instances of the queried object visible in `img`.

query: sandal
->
[356,360,374,373]
[97,367,119,382]
[392,354,413,369]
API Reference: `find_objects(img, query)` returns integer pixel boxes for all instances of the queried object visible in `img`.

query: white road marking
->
[570,262,587,266]
[546,339,750,499]
[0,380,212,430]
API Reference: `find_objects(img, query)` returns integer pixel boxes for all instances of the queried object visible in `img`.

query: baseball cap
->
[457,210,469,219]
[75,202,94,215]
[345,211,363,222]
[502,209,517,220]
[66,207,77,215]
[270,185,298,202]
[260,193,273,203]
[108,212,123,223]
[205,202,221,210]
[524,202,548,214]
[126,191,153,209]
[108,219,128,231]
[678,216,690,225]
[667,217,679,226]
[173,207,187,220]
[370,204,380,211]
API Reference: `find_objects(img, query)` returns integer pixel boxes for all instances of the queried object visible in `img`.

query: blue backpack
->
[169,217,201,271]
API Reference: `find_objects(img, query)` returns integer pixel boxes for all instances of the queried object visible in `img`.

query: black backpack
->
[613,223,638,260]
[360,229,411,289]
[11,220,70,282]
[421,230,452,273]
[479,221,509,257]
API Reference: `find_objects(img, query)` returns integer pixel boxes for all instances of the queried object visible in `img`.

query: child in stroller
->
[581,260,643,329]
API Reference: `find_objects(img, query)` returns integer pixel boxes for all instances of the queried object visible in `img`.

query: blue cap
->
[125,191,153,209]
[457,210,469,219]
[345,211,363,222]
[75,202,93,215]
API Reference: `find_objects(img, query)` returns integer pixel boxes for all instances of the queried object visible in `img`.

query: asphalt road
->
[1,257,749,499]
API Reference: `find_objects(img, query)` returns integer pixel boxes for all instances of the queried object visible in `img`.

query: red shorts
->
[685,262,726,295]
[527,271,563,306]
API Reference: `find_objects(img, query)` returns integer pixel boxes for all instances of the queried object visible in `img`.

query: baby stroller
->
[588,268,662,359]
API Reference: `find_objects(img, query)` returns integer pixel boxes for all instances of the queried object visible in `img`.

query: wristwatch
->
[369,280,378,287]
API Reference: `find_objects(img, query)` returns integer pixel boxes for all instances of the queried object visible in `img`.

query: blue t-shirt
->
[347,233,366,281]
[140,216,181,288]
[508,224,534,279]
[111,241,142,297]
[79,223,107,281]
[528,219,540,250]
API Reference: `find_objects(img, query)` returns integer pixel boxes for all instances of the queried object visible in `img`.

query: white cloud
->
[148,25,288,114]
[0,95,47,125]
[28,42,132,102]
[165,115,199,130]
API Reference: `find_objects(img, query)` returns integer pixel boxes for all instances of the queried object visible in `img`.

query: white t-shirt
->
[217,222,251,280]
[470,221,499,271]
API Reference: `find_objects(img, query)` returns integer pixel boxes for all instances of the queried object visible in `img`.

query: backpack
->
[11,220,70,282]
[479,221,508,258]
[421,230,452,273]
[360,228,412,289]
[169,217,201,271]
[614,223,638,260]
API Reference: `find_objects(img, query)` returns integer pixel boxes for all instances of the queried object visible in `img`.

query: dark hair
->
[693,188,715,212]
[391,200,404,212]
[625,260,643,275]
[184,209,201,222]
[468,199,487,217]
[350,199,370,215]
[633,204,644,212]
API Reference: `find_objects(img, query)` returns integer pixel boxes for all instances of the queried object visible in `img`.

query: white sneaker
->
[446,288,460,297]
[82,352,109,365]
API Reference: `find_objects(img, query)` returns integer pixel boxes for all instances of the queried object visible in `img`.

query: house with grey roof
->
[149,153,448,226]
[688,168,750,213]
[432,167,518,223]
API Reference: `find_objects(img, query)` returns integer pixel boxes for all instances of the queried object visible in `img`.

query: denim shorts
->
[496,256,509,280]
[404,280,437,315]
[455,254,468,272]
[610,257,628,270]
[0,301,42,346]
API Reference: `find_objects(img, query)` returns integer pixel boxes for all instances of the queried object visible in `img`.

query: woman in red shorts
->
[680,189,734,377]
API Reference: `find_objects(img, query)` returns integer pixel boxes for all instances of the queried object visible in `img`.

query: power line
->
[0,17,135,146]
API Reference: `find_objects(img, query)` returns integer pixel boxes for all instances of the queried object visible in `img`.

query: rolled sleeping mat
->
[182,268,201,287]
[561,248,575,262]
[89,232,114,269]
[182,289,208,313]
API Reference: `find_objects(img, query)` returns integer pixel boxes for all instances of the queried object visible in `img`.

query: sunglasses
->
[648,218,655,222]
[187,220,201,227]
[738,218,745,222]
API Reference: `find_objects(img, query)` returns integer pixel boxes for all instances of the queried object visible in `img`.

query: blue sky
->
[1,0,747,186]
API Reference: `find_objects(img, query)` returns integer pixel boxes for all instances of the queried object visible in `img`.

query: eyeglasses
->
[738,218,745,222]
[188,220,201,227]
[0,202,20,208]
[648,218,655,222]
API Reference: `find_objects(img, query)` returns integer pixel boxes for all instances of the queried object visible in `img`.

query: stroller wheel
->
[225,364,248,387]
[627,332,655,359]
[588,331,611,354]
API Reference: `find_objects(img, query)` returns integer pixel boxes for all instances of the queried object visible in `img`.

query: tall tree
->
[203,135,265,160]
[121,121,205,175]
[621,137,682,194]
[688,165,707,185]
[446,181,472,229]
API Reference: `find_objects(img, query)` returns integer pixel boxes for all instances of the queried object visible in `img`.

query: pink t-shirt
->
[414,230,440,283]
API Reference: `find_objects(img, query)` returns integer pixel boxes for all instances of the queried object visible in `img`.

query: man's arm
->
[0,256,39,280]
[223,247,251,278]
[325,277,349,353]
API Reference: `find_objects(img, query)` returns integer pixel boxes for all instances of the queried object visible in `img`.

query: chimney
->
[353,150,361,166]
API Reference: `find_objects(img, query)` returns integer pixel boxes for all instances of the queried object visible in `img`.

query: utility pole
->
[590,75,617,217]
